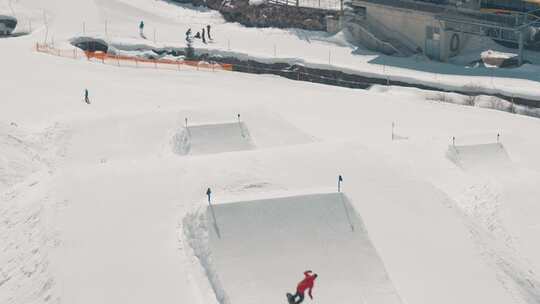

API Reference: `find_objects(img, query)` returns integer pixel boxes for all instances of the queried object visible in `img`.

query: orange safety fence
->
[36,42,82,59]
[35,42,233,72]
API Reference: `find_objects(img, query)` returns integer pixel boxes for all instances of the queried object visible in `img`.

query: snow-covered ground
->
[3,0,540,304]
[7,0,540,100]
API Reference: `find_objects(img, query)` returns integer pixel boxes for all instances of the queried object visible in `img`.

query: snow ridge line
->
[182,208,230,304]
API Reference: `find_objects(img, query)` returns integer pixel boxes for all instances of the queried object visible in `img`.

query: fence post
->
[511,95,515,113]
[43,10,48,44]
[328,49,331,65]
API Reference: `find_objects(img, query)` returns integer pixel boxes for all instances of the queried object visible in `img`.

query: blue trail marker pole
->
[337,175,354,232]
[237,113,245,138]
[206,187,221,238]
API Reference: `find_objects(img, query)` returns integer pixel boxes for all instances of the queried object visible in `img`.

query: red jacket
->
[297,271,316,298]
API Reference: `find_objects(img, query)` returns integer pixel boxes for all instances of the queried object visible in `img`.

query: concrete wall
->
[361,3,437,52]
[326,15,342,34]
[345,21,401,55]
[349,2,471,61]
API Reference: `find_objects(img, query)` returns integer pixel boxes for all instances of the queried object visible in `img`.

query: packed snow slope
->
[2,0,540,304]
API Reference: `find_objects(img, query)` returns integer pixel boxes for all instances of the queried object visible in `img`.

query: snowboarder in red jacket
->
[288,270,317,304]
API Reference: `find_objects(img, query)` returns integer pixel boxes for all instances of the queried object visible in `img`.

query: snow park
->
[4,0,540,303]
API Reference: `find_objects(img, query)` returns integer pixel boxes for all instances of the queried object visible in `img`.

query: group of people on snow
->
[185,24,212,44]
[138,20,213,44]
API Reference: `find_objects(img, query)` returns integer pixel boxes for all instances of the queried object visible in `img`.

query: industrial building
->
[343,0,540,63]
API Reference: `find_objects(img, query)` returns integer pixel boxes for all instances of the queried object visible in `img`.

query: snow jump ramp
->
[447,143,512,173]
[184,193,403,304]
[173,122,254,155]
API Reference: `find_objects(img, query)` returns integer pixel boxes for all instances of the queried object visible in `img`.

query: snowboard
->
[286,293,294,304]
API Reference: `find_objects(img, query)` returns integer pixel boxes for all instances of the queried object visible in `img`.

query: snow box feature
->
[447,143,512,173]
[183,193,403,304]
[172,122,255,155]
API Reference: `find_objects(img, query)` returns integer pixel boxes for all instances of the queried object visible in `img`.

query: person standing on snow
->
[202,27,206,44]
[287,271,317,304]
[139,21,145,37]
[84,89,90,104]
[185,28,192,42]
[206,24,212,40]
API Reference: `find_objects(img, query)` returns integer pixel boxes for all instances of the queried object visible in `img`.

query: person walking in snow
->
[139,20,145,38]
[185,28,192,42]
[287,271,317,304]
[84,89,90,104]
[202,27,206,44]
[206,24,212,40]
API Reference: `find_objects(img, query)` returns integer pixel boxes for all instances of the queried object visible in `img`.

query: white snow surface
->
[2,0,540,304]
